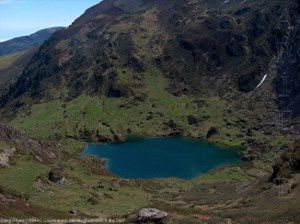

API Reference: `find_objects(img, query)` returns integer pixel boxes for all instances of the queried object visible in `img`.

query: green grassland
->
[0,148,252,218]
[10,64,292,154]
[0,154,150,217]
[1,149,298,223]
[2,59,292,221]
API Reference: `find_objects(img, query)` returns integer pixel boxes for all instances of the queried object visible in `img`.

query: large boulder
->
[187,115,201,125]
[206,127,219,138]
[136,208,168,223]
[0,147,16,168]
[109,182,120,191]
[88,192,105,205]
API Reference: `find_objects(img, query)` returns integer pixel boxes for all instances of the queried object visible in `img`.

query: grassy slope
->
[0,154,151,217]
[4,64,294,220]
[10,64,292,152]
[1,150,298,223]
[0,51,26,84]
[0,49,36,96]
[8,72,235,144]
[0,51,25,68]
[7,1,293,151]
[0,141,251,217]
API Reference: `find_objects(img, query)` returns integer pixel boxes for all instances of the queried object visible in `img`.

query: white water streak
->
[255,74,267,89]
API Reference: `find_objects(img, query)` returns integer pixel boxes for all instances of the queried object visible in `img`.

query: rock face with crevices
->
[136,208,168,223]
[0,123,58,162]
[0,124,57,149]
[269,141,300,184]
[0,147,16,168]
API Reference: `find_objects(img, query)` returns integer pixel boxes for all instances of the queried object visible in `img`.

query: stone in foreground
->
[136,208,168,223]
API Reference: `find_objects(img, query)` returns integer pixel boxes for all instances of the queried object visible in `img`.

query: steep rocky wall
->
[274,1,300,124]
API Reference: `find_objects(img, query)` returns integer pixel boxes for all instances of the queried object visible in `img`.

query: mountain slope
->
[0,28,65,99]
[0,0,299,222]
[0,27,64,56]
[0,49,37,96]
[0,0,299,152]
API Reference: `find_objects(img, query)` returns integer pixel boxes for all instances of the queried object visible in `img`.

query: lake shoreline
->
[82,137,244,180]
[81,133,246,152]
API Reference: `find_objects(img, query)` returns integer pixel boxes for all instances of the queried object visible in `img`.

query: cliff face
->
[269,140,300,184]
[274,2,300,120]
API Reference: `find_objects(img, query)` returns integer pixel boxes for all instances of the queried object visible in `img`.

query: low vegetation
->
[0,0,298,222]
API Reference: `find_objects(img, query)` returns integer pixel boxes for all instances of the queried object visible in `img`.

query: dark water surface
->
[82,137,242,179]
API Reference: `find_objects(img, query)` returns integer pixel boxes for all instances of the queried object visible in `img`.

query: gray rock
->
[0,147,16,168]
[137,208,168,223]
[246,168,269,177]
[88,192,105,205]
[69,208,77,215]
[98,180,104,189]
[109,182,120,191]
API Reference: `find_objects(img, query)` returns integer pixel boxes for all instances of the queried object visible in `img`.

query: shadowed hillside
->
[0,49,37,96]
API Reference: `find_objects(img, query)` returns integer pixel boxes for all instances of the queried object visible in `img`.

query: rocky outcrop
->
[109,182,120,191]
[0,124,58,150]
[0,147,16,168]
[206,127,219,138]
[187,115,201,125]
[269,142,300,184]
[88,192,105,205]
[136,208,168,224]
[163,120,183,136]
[238,68,264,92]
[0,123,58,162]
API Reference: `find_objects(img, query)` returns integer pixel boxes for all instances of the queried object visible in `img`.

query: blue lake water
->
[82,137,242,180]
